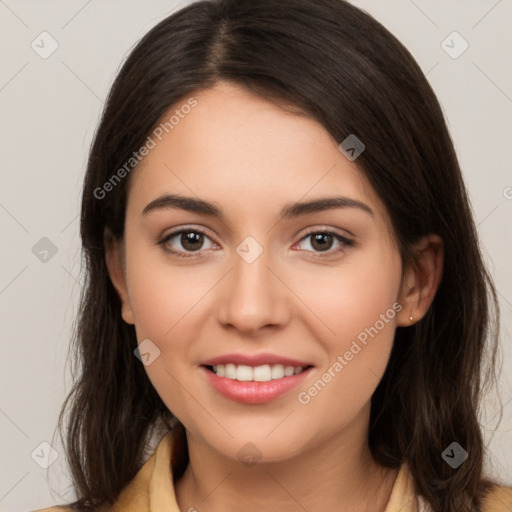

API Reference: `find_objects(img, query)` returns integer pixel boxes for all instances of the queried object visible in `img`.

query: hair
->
[53,0,502,510]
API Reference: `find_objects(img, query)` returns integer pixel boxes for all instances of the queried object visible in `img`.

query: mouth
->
[203,363,313,382]
[200,361,315,404]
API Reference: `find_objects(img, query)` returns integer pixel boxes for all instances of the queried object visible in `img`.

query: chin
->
[202,427,310,465]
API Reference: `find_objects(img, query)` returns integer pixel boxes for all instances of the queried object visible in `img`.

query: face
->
[108,80,410,463]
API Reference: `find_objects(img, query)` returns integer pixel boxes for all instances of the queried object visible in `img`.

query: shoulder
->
[481,483,512,511]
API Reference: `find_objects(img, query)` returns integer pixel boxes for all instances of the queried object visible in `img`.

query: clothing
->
[33,428,512,512]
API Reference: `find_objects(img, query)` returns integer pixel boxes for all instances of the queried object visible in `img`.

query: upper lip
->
[201,353,313,367]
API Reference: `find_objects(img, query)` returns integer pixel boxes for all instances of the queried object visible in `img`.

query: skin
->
[106,80,443,512]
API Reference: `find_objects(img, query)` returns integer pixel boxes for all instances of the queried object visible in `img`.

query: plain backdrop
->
[0,1,511,510]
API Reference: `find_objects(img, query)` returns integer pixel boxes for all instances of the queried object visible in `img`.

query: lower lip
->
[201,366,314,404]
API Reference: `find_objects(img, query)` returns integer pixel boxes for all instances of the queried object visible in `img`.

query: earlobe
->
[396,234,444,327]
[104,230,135,325]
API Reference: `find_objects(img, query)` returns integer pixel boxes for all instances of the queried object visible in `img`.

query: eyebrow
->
[142,193,374,219]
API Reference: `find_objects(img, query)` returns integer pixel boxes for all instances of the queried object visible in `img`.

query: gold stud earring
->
[409,315,413,322]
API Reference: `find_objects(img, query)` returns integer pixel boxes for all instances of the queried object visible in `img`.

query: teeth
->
[237,364,253,381]
[271,364,285,379]
[213,364,224,377]
[284,366,295,377]
[211,363,306,381]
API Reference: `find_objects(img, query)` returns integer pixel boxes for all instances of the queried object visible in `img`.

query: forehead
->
[126,81,387,225]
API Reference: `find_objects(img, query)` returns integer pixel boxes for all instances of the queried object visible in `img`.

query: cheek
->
[294,298,399,439]
[122,244,204,421]
[298,243,402,346]
[124,239,209,339]
[293,246,401,413]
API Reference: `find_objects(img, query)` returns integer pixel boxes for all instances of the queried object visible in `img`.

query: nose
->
[216,244,290,335]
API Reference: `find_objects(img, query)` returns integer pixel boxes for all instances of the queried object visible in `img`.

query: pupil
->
[312,233,332,251]
[182,232,203,251]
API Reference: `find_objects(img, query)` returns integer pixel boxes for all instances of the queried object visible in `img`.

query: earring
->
[409,315,413,322]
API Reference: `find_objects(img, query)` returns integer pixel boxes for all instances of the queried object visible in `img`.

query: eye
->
[158,227,216,258]
[157,227,354,259]
[295,229,354,256]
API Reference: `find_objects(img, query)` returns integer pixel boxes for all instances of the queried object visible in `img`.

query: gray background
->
[0,1,511,510]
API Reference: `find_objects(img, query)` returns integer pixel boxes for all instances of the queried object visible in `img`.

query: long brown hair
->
[54,0,502,510]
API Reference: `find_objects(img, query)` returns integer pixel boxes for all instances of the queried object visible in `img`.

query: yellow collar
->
[32,427,512,512]
[108,427,512,512]
[109,427,421,512]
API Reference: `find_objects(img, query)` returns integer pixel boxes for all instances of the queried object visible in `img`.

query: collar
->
[109,428,420,512]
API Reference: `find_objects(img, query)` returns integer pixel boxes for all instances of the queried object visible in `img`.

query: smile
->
[201,364,314,404]
[207,363,308,382]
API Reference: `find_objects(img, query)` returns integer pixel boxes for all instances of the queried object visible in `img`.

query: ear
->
[104,229,135,325]
[396,234,444,327]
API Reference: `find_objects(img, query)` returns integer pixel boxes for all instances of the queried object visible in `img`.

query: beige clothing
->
[33,428,512,512]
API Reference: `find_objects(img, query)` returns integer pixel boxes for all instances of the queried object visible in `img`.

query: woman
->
[35,0,512,511]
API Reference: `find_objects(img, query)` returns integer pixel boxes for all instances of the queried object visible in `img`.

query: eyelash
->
[157,226,355,259]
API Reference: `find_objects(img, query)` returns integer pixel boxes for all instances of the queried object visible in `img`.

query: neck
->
[174,405,399,512]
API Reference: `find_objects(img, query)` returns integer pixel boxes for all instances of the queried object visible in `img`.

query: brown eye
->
[296,230,354,255]
[178,231,205,251]
[310,232,335,251]
[158,228,215,257]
